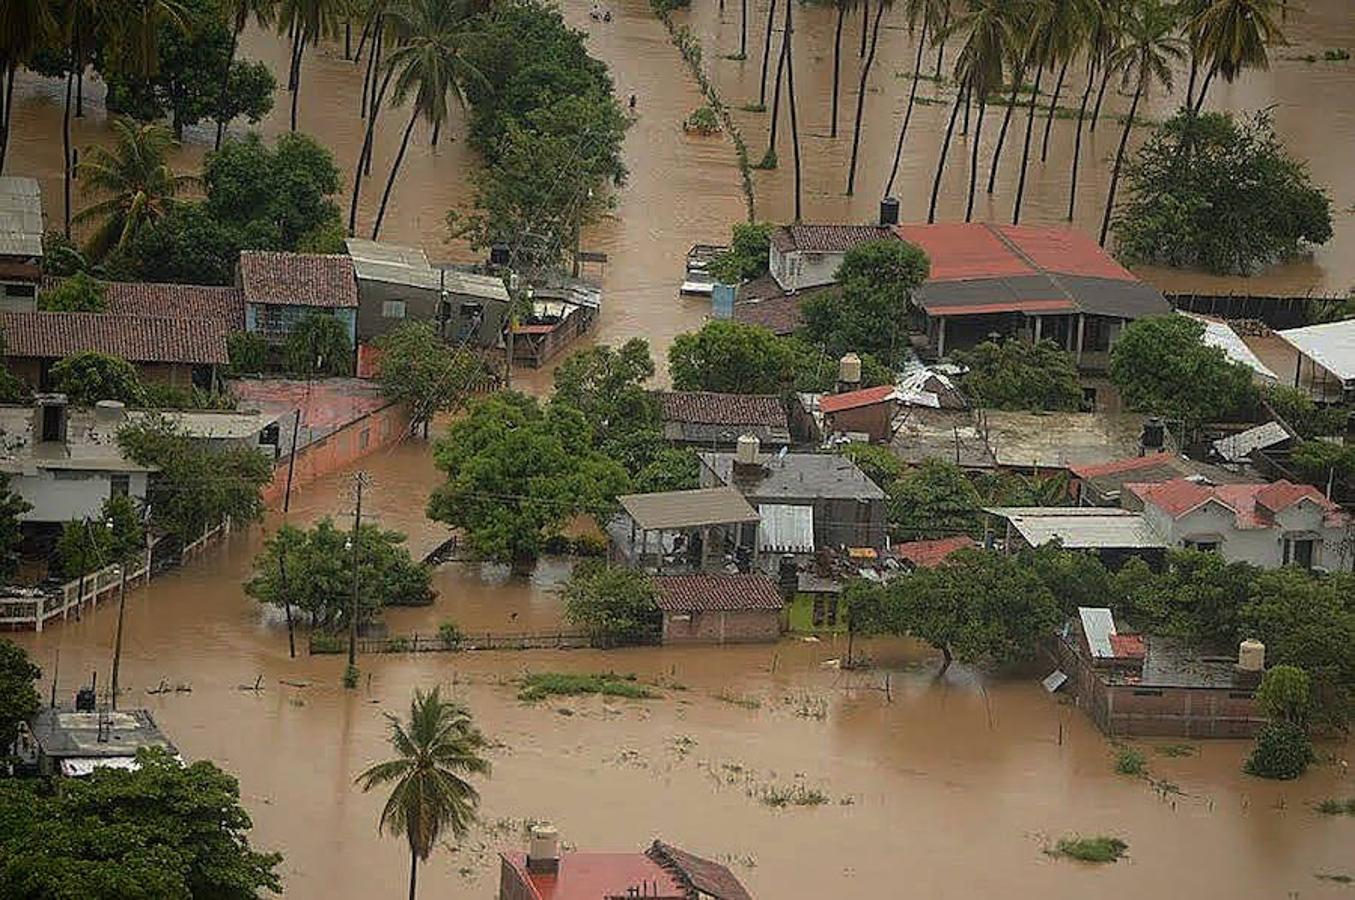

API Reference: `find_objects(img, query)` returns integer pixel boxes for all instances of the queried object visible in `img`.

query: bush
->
[684,105,721,134]
[956,339,1082,411]
[309,631,345,654]
[1244,720,1315,780]
[284,313,352,377]
[227,332,268,375]
[1114,746,1147,776]
[438,621,463,649]
[516,671,658,702]
[50,352,145,406]
[1055,836,1128,863]
[38,272,107,312]
[342,664,359,689]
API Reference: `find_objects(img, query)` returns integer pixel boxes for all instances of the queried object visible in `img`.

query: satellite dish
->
[775,445,789,461]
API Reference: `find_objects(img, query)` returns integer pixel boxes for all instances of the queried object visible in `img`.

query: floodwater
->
[6,2,1355,896]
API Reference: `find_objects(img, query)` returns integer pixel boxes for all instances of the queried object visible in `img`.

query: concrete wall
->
[354,278,506,346]
[814,496,887,550]
[661,608,781,644]
[261,401,411,505]
[14,469,149,524]
[769,247,846,292]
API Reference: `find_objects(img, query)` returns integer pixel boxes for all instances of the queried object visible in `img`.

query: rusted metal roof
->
[648,841,753,900]
[819,384,899,413]
[652,573,784,612]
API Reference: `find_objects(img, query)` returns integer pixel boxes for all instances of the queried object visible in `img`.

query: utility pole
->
[110,561,127,710]
[280,407,302,658]
[346,473,367,679]
[283,408,301,515]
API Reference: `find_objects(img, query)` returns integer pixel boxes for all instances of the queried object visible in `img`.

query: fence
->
[0,519,232,632]
[1167,292,1348,330]
[309,628,595,655]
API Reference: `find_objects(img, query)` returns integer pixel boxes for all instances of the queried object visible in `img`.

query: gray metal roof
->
[0,175,44,257]
[1078,607,1117,659]
[701,451,886,502]
[29,708,177,760]
[1180,311,1277,383]
[986,506,1166,549]
[1211,421,1292,464]
[345,238,510,302]
[757,503,814,553]
[618,486,760,531]
[1277,319,1355,384]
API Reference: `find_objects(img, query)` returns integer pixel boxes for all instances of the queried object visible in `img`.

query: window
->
[1183,538,1220,553]
[381,299,406,319]
[1282,537,1317,570]
[359,428,370,450]
[1132,689,1163,697]
[1,282,36,298]
[110,474,130,497]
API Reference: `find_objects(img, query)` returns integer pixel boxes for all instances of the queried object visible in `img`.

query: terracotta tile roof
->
[41,276,245,329]
[1070,452,1178,480]
[238,251,357,308]
[732,293,804,335]
[770,224,896,254]
[499,851,684,900]
[648,841,753,900]
[0,311,228,365]
[820,384,899,414]
[891,535,976,568]
[1126,479,1229,518]
[1128,478,1347,529]
[1109,633,1146,659]
[660,391,787,428]
[652,573,784,613]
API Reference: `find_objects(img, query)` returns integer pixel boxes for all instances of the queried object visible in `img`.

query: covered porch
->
[609,487,762,574]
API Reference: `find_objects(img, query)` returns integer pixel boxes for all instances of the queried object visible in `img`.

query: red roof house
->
[652,573,784,644]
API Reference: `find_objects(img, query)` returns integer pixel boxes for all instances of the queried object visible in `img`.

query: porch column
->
[1033,315,1042,343]
[700,526,711,570]
[936,318,947,357]
[1075,314,1086,364]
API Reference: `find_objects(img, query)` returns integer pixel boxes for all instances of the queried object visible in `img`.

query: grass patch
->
[754,783,830,808]
[1055,835,1128,864]
[1114,745,1147,776]
[1154,743,1196,758]
[516,672,658,702]
[714,690,762,710]
[1315,797,1355,816]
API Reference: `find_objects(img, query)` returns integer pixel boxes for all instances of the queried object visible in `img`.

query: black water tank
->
[879,196,900,226]
[1142,416,1166,451]
[489,243,510,267]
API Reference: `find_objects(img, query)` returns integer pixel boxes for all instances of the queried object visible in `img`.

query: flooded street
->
[6,1,1355,896]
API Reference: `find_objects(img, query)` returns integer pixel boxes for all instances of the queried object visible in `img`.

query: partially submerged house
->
[0,176,43,309]
[659,391,790,449]
[20,707,178,777]
[768,223,896,292]
[1274,318,1355,403]
[238,250,359,345]
[512,278,600,368]
[609,486,761,572]
[652,572,785,644]
[1048,606,1266,738]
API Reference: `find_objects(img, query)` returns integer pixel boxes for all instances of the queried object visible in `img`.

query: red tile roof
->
[820,384,898,414]
[648,841,752,900]
[732,293,803,335]
[1070,452,1178,480]
[660,391,788,428]
[653,573,784,613]
[41,276,245,328]
[0,311,228,365]
[997,224,1138,282]
[891,535,976,568]
[1109,633,1146,659]
[500,851,684,900]
[1128,478,1347,529]
[770,224,896,254]
[238,251,357,308]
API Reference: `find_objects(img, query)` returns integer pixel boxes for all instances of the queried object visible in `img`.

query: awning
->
[758,504,814,554]
[924,298,1078,317]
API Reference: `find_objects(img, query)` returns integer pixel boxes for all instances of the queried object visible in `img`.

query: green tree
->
[887,458,983,540]
[1112,549,1256,644]
[1109,315,1259,432]
[246,518,433,630]
[709,221,774,284]
[426,393,629,567]
[1290,441,1355,490]
[562,561,661,647]
[669,320,790,395]
[0,748,282,897]
[0,335,24,403]
[1255,664,1311,728]
[203,131,342,251]
[38,272,107,311]
[108,202,242,285]
[216,0,280,149]
[1244,720,1313,780]
[1020,541,1116,616]
[227,332,268,375]
[957,339,1082,411]
[49,352,146,406]
[356,687,490,900]
[0,639,40,753]
[836,442,904,490]
[633,448,700,494]
[551,338,658,465]
[285,312,353,377]
[57,494,146,580]
[800,238,930,362]
[1265,385,1345,440]
[1114,111,1332,274]
[376,321,493,436]
[1188,0,1283,113]
[74,117,196,261]
[0,474,30,580]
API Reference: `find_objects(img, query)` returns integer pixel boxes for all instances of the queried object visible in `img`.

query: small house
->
[609,486,761,572]
[0,176,43,310]
[818,384,901,443]
[238,250,358,345]
[652,572,785,644]
[21,707,178,777]
[768,223,895,292]
[511,279,600,368]
[659,391,789,449]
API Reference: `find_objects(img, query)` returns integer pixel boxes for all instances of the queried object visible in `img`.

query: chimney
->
[1234,638,1265,688]
[734,434,761,473]
[526,825,559,875]
[1140,416,1165,455]
[878,196,900,226]
[837,353,862,393]
[34,393,69,445]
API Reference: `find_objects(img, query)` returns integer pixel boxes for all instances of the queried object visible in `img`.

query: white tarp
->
[758,504,814,554]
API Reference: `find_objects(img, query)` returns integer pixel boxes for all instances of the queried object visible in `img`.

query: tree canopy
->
[562,561,661,647]
[38,273,107,312]
[1114,110,1332,275]
[0,639,40,754]
[375,321,494,434]
[0,474,32,581]
[957,339,1083,411]
[709,222,773,284]
[801,238,929,363]
[49,352,145,406]
[426,393,630,566]
[284,313,352,377]
[668,320,889,396]
[887,458,984,540]
[0,749,282,898]
[56,494,146,579]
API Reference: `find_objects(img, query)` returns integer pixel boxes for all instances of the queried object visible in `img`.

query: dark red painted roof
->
[896,223,1036,281]
[1070,452,1177,480]
[1109,633,1146,659]
[820,384,898,413]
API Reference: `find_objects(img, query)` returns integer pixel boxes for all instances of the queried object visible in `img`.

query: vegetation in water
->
[685,105,721,135]
[561,561,661,648]
[1154,743,1197,758]
[1054,836,1128,863]
[1314,798,1355,816]
[754,782,831,808]
[1114,746,1148,776]
[516,672,659,702]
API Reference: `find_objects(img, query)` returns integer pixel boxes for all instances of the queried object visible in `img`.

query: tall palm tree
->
[356,687,490,900]
[1038,0,1088,163]
[884,0,949,198]
[1099,0,1184,245]
[785,0,803,219]
[1067,0,1115,219]
[280,0,343,131]
[826,0,859,138]
[0,0,53,174]
[74,118,196,261]
[739,0,748,58]
[757,0,779,108]
[761,1,790,167]
[112,0,189,77]
[370,0,481,239]
[984,0,1038,194]
[928,0,1014,223]
[1188,0,1282,113]
[217,0,279,149]
[1010,0,1055,224]
[844,0,894,195]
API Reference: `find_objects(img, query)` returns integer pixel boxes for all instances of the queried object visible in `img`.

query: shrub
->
[1055,836,1128,863]
[1244,720,1314,780]
[516,672,657,702]
[38,272,107,312]
[227,332,268,375]
[1114,746,1147,776]
[50,352,145,406]
[342,664,359,689]
[310,631,344,654]
[438,621,464,649]
[685,105,721,134]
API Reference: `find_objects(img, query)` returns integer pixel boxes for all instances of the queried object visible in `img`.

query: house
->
[898,223,1171,371]
[1123,478,1353,571]
[1070,451,1260,506]
[345,238,509,348]
[237,251,358,345]
[19,707,178,777]
[700,437,887,551]
[511,278,600,368]
[730,280,827,334]
[768,223,895,292]
[609,486,761,572]
[985,506,1167,569]
[499,826,752,900]
[0,176,43,309]
[818,384,900,443]
[652,572,785,644]
[1047,606,1266,738]
[659,391,789,449]
[1273,318,1355,403]
[0,310,228,391]
[37,276,247,330]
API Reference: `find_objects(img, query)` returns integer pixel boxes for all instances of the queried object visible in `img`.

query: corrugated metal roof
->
[0,175,44,257]
[1277,319,1355,383]
[1078,607,1117,659]
[1180,311,1278,383]
[986,507,1166,549]
[618,486,760,531]
[1210,421,1292,463]
[757,503,814,553]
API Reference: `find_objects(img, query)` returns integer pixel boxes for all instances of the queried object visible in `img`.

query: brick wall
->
[261,401,411,505]
[662,608,781,644]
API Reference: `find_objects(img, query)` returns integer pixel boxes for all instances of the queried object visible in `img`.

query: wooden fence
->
[309,628,596,655]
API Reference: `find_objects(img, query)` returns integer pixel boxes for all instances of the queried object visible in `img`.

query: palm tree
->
[1010,0,1055,224]
[1188,0,1283,113]
[739,0,748,58]
[113,0,189,77]
[356,687,490,900]
[757,0,779,108]
[884,0,949,198]
[0,0,53,174]
[217,0,279,149]
[761,2,790,167]
[844,0,894,195]
[984,0,1038,194]
[280,0,343,131]
[370,0,481,239]
[1067,0,1115,219]
[74,118,196,261]
[1099,0,1185,245]
[826,0,859,138]
[1038,0,1088,164]
[784,0,803,219]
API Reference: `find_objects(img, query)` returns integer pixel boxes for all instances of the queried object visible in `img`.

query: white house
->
[768,224,896,292]
[1123,478,1352,572]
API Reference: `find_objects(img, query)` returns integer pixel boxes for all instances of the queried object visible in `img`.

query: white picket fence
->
[0,519,232,632]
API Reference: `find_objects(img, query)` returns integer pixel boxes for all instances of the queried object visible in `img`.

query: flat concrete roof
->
[701,451,885,501]
[618,486,760,531]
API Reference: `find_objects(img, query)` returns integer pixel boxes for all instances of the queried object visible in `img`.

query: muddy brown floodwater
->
[7,1,1355,896]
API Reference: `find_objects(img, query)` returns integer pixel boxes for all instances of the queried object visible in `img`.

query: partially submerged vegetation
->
[754,783,830,808]
[516,672,659,703]
[1054,836,1129,864]
[1315,798,1355,816]
[1114,746,1148,777]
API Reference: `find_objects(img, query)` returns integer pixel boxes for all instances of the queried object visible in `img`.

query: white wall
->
[14,469,149,524]
[1161,498,1352,572]
[769,248,847,292]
